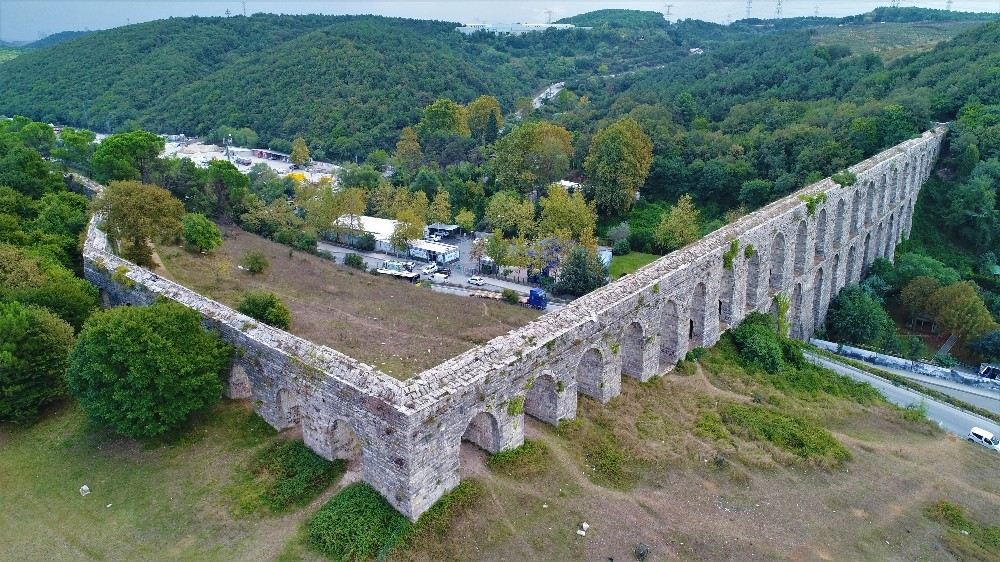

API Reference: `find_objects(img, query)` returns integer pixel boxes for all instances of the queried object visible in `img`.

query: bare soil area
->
[155,226,539,378]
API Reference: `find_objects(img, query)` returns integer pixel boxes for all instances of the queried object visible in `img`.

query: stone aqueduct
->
[80,126,945,520]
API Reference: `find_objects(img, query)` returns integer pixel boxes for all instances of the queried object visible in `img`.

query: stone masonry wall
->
[77,126,945,520]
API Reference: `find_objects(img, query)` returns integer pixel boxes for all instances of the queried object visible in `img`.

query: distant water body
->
[3,0,1000,42]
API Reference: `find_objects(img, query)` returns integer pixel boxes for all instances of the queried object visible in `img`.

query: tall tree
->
[554,246,606,297]
[927,281,998,343]
[91,130,164,184]
[95,181,184,266]
[429,190,452,224]
[485,191,535,239]
[538,184,596,243]
[654,194,700,251]
[585,117,653,217]
[455,208,476,233]
[290,137,310,166]
[466,95,503,144]
[394,126,423,176]
[390,207,425,255]
[53,127,97,172]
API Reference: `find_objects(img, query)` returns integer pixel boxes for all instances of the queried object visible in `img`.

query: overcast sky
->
[2,0,998,42]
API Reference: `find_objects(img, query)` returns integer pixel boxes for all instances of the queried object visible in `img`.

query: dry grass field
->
[155,226,539,378]
[812,21,982,62]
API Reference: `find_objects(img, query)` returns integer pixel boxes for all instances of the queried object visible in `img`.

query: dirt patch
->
[155,226,539,378]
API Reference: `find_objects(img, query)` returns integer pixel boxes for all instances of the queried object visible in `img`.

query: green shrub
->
[694,411,729,441]
[306,483,411,561]
[730,313,784,373]
[237,291,291,329]
[901,401,929,423]
[720,403,851,466]
[831,170,856,187]
[487,439,549,478]
[343,253,365,270]
[611,238,631,256]
[181,213,222,252]
[723,239,739,269]
[501,288,520,304]
[230,440,345,514]
[926,500,1000,560]
[241,250,269,275]
[403,480,483,546]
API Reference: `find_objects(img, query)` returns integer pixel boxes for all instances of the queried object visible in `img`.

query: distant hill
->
[557,9,668,29]
[0,13,685,159]
[24,30,94,49]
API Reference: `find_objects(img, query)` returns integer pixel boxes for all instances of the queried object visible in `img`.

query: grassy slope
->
[156,226,539,378]
[812,21,983,62]
[0,48,20,63]
[0,402,318,561]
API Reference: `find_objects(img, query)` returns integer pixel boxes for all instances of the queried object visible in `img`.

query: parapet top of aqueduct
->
[81,126,947,417]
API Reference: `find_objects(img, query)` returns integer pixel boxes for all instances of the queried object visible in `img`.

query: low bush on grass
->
[487,439,550,478]
[307,483,411,561]
[230,440,344,514]
[695,411,729,441]
[926,500,1000,560]
[556,417,638,489]
[720,403,851,466]
[343,253,365,270]
[402,480,484,549]
[730,313,784,373]
[901,401,929,423]
[237,291,291,329]
[501,288,520,304]
[241,250,269,275]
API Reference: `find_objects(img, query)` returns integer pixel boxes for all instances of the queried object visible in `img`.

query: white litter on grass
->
[581,522,590,531]
[576,529,586,537]
[79,485,90,496]
[542,504,548,508]
[106,504,112,508]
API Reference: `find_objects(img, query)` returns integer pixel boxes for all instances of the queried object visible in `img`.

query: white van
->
[967,427,1000,452]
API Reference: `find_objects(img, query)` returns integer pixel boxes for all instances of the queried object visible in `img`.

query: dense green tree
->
[927,281,998,343]
[491,122,573,195]
[182,213,222,252]
[241,250,269,275]
[485,191,535,239]
[95,180,184,266]
[455,208,476,233]
[237,291,292,329]
[887,253,962,290]
[394,126,423,174]
[0,301,75,423]
[418,98,469,138]
[585,117,653,217]
[91,130,164,183]
[18,122,56,157]
[554,246,606,297]
[340,165,383,190]
[466,95,503,144]
[247,162,291,203]
[970,329,1000,360]
[0,134,61,198]
[205,160,249,220]
[65,300,229,438]
[825,285,896,349]
[537,184,597,243]
[900,276,941,320]
[428,190,452,224]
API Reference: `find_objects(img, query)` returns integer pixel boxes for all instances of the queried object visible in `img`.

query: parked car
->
[402,261,415,272]
[467,276,486,286]
[430,272,449,282]
[421,263,438,275]
[967,427,1000,452]
[437,267,451,276]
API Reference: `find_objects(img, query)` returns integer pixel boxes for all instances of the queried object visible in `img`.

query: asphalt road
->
[806,352,1000,439]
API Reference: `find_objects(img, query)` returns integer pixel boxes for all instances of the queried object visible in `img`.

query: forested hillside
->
[0,13,683,160]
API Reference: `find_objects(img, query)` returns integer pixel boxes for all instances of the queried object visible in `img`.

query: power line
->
[664,3,674,21]
[775,0,783,18]
[745,0,752,19]
[945,0,953,10]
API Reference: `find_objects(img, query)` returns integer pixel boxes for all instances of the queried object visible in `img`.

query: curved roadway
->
[806,352,1000,439]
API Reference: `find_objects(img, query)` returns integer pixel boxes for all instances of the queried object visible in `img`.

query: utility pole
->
[746,0,752,19]
[775,0,783,18]
[242,0,247,16]
[545,9,553,24]
[945,0,953,10]
[814,5,820,17]
[890,0,901,7]
[664,3,674,21]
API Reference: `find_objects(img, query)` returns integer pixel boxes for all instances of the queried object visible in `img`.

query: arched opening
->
[790,282,804,339]
[876,223,885,260]
[462,411,501,453]
[902,161,911,198]
[834,198,847,248]
[326,418,361,461]
[862,232,872,271]
[814,208,828,262]
[831,254,841,295]
[525,373,559,424]
[690,283,707,349]
[621,322,645,379]
[720,266,736,326]
[811,268,825,334]
[577,347,605,399]
[850,192,862,237]
[794,220,808,275]
[879,173,889,217]
[864,180,875,226]
[891,167,900,205]
[769,232,786,292]
[846,245,858,284]
[660,300,681,366]
[745,250,761,312]
[275,388,300,428]
[228,362,252,399]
